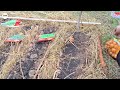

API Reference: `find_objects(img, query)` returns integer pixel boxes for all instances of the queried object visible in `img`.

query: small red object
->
[38,38,54,42]
[115,12,120,16]
[14,19,21,26]
[30,43,33,47]
[4,39,22,43]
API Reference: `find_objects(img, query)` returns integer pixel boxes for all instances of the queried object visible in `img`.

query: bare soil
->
[57,32,90,79]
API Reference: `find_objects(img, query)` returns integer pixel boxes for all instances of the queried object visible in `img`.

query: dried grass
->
[0,26,39,79]
[0,11,107,79]
[77,29,107,79]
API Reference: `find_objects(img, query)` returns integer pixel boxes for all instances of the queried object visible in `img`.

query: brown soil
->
[57,32,90,79]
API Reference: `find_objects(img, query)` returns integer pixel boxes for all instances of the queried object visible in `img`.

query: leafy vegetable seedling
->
[5,33,55,43]
[5,34,25,43]
[111,11,120,28]
[37,33,55,42]
[1,19,21,27]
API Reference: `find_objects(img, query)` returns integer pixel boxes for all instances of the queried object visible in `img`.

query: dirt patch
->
[57,32,90,79]
[0,43,15,70]
[7,42,49,79]
[7,27,57,79]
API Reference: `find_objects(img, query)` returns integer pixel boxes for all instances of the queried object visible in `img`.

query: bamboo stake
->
[0,16,101,25]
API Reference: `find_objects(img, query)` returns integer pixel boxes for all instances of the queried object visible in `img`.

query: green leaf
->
[2,20,16,26]
[40,33,55,39]
[111,19,119,28]
[9,34,25,40]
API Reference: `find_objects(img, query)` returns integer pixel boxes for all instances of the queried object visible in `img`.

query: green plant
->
[101,33,114,45]
[110,18,119,28]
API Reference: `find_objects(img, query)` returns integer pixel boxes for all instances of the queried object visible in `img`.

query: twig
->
[14,71,23,78]
[77,11,82,32]
[1,52,22,55]
[66,60,71,70]
[33,41,57,79]
[53,70,60,79]
[65,11,83,44]
[6,73,12,79]
[66,11,89,51]
[33,27,64,79]
[64,72,75,79]
[7,71,23,79]
[85,48,88,65]
[69,40,79,50]
[19,60,25,79]
[33,49,48,79]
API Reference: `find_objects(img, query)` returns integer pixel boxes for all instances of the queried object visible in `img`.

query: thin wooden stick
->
[33,28,64,79]
[19,60,25,79]
[53,70,60,79]
[64,72,75,79]
[33,42,57,79]
[6,73,12,79]
[69,41,79,50]
[0,16,101,25]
